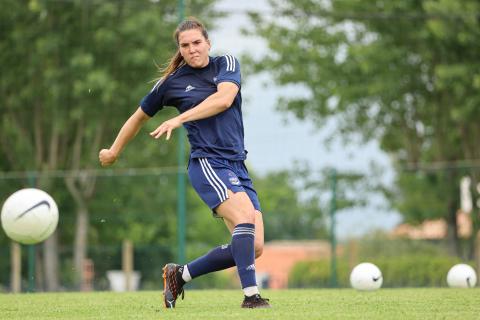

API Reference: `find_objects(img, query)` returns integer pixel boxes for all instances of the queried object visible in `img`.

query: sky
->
[209,0,402,239]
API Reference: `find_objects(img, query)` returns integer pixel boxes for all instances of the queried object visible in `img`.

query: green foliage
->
[358,232,449,258]
[389,172,451,223]
[0,0,217,173]
[290,235,467,288]
[355,233,466,287]
[246,0,480,251]
[358,233,468,286]
[376,255,464,287]
[289,259,351,288]
[0,0,218,289]
[289,254,464,288]
[252,169,328,240]
[0,246,10,291]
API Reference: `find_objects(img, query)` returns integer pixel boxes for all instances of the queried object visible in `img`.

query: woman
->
[99,18,270,309]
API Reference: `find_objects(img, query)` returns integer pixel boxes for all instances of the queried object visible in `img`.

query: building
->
[391,211,472,240]
[254,240,342,289]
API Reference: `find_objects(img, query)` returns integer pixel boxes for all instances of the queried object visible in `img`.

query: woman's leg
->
[185,206,264,280]
[163,158,269,308]
[223,208,264,259]
[214,191,270,307]
[213,190,259,296]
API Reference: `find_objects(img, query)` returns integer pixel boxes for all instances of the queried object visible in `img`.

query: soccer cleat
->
[241,294,271,309]
[162,263,186,308]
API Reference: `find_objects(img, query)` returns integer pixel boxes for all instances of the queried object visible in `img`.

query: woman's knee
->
[245,209,256,224]
[217,192,256,225]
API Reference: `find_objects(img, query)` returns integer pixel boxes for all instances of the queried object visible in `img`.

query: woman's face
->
[178,29,211,68]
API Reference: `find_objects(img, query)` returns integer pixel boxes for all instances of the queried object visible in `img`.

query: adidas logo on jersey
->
[185,85,196,92]
[246,264,255,271]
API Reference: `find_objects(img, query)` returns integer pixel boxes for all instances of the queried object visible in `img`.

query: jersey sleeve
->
[139,78,167,117]
[215,55,241,88]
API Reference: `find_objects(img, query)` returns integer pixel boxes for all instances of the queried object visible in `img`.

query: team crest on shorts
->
[228,172,241,185]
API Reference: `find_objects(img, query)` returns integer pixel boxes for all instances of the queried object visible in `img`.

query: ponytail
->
[160,51,185,79]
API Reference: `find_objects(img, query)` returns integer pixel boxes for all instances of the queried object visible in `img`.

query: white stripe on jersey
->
[224,55,230,71]
[150,78,164,92]
[233,227,255,233]
[230,55,236,71]
[202,158,229,196]
[199,158,225,201]
[232,227,255,236]
[232,231,255,237]
[199,158,228,202]
[224,55,236,72]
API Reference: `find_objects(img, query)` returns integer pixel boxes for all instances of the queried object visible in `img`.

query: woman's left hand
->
[150,117,182,140]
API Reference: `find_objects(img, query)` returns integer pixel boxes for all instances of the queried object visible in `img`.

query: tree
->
[246,0,480,255]
[252,168,331,240]
[0,0,217,290]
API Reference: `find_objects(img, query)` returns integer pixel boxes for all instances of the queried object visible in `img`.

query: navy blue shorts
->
[188,157,261,214]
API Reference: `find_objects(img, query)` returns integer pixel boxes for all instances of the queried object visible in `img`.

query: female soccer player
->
[99,17,270,309]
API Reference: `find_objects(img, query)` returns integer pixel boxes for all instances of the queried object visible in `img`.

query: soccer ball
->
[447,264,477,288]
[1,188,59,245]
[350,262,383,291]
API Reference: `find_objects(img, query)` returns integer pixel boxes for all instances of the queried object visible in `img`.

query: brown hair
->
[160,17,209,79]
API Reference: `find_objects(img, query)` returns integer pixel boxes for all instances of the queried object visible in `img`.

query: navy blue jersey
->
[140,55,246,161]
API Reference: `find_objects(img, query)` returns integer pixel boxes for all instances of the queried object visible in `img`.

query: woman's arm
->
[99,107,151,166]
[150,82,239,140]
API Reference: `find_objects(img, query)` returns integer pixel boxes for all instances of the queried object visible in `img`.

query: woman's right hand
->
[99,149,118,167]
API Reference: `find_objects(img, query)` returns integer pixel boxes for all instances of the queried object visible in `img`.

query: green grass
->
[1,288,480,319]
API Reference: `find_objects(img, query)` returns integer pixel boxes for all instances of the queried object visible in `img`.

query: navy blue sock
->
[231,223,256,289]
[187,244,235,278]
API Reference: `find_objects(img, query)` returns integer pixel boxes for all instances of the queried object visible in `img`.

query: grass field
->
[1,288,480,319]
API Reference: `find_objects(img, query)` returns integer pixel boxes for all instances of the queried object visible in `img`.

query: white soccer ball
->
[447,264,477,288]
[1,188,59,245]
[350,262,383,291]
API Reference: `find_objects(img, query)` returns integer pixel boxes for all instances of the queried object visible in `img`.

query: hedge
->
[289,254,469,288]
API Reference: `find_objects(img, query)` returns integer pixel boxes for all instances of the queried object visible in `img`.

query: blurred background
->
[1,0,480,292]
